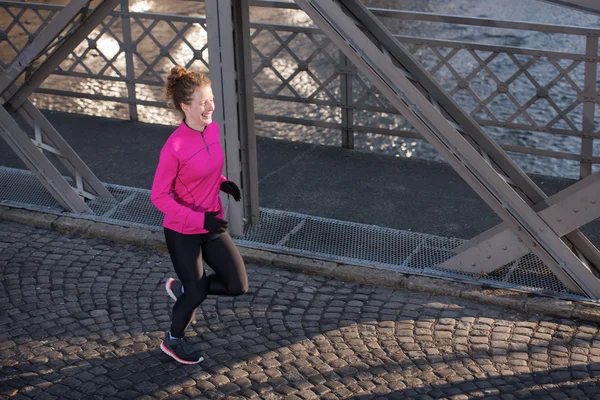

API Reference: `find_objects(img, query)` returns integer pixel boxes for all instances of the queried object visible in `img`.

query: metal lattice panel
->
[345,40,594,138]
[403,40,591,137]
[0,166,162,227]
[0,3,62,68]
[0,166,62,210]
[0,2,104,85]
[0,166,584,300]
[130,13,210,84]
[86,186,163,227]
[251,25,342,104]
[56,12,125,79]
[487,253,572,295]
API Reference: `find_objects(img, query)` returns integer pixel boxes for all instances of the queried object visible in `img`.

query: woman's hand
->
[220,181,241,201]
[203,211,228,232]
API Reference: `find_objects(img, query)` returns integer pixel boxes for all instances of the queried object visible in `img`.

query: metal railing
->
[1,0,598,178]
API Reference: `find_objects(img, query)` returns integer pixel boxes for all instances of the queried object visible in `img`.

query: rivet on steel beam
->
[471,262,476,266]
[592,200,597,204]
[574,209,579,213]
[558,219,562,222]
[536,87,548,98]
[487,255,491,259]
[502,246,507,250]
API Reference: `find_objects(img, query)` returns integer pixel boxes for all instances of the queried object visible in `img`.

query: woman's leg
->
[164,228,208,337]
[202,232,248,296]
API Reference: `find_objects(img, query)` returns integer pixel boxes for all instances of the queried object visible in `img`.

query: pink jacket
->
[151,121,227,234]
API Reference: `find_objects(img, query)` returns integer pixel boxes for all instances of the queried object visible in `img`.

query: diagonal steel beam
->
[17,99,113,199]
[293,0,600,297]
[539,0,600,15]
[3,0,121,109]
[0,105,92,213]
[0,0,92,98]
[441,172,600,273]
[2,79,112,202]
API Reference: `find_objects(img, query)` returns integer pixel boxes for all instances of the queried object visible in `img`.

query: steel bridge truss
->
[2,0,600,297]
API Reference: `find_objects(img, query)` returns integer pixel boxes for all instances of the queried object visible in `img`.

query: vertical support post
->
[233,0,259,225]
[121,0,138,121]
[340,53,354,149]
[580,35,597,179]
[206,0,259,235]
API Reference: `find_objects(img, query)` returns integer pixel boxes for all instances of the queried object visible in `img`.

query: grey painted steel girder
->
[539,0,600,15]
[440,171,600,274]
[205,0,260,235]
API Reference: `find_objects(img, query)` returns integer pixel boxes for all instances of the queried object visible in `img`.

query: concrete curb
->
[2,205,600,323]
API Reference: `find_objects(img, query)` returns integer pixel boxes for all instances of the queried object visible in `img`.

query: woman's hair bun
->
[165,66,211,112]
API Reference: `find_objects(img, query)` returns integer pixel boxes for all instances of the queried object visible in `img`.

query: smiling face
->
[180,85,215,131]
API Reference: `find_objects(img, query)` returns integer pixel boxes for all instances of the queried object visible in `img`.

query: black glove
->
[203,211,228,232]
[221,180,241,202]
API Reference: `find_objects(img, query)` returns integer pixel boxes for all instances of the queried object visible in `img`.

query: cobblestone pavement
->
[1,220,600,400]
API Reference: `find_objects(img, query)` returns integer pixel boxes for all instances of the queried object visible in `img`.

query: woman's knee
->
[228,280,248,296]
[182,278,208,306]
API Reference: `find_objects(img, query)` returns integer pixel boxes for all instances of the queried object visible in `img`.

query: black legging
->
[164,228,248,337]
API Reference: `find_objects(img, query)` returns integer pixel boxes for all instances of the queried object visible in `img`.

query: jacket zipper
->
[201,131,211,156]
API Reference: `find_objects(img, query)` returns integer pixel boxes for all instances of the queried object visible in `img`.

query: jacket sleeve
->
[150,145,205,228]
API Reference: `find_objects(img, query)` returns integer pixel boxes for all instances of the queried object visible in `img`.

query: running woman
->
[150,65,248,364]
